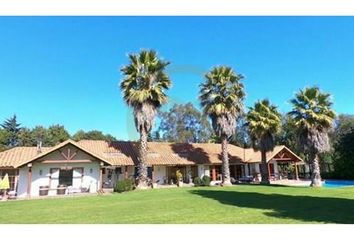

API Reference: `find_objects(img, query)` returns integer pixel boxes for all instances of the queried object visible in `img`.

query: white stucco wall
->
[17,162,100,198]
[17,167,29,198]
[17,144,103,198]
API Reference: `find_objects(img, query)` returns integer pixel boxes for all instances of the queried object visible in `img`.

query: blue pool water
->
[323,180,354,188]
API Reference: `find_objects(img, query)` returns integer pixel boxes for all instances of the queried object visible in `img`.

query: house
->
[0,139,304,198]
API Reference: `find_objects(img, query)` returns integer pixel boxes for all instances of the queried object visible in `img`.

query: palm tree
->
[246,99,281,184]
[120,50,171,188]
[289,87,335,187]
[199,66,245,186]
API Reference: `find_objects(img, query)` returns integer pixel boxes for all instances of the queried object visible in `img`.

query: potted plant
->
[39,185,49,196]
[176,170,183,187]
[57,184,67,195]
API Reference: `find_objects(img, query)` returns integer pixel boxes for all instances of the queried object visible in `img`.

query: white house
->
[0,139,304,198]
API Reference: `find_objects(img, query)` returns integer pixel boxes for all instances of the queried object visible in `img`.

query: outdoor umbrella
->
[0,173,10,190]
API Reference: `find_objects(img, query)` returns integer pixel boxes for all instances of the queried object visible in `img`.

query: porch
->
[267,149,305,181]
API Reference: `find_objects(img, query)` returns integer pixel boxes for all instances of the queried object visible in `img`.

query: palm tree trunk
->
[261,150,270,184]
[137,129,148,189]
[310,153,322,187]
[221,135,232,186]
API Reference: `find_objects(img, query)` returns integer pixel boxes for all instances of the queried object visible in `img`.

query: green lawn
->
[1,185,354,224]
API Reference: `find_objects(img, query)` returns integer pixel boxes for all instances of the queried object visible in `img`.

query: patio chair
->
[80,184,90,193]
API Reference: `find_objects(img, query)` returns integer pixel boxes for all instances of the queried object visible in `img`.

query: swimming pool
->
[323,180,354,188]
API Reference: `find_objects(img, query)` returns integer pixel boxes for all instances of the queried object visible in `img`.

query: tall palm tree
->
[199,66,245,186]
[246,99,281,184]
[120,50,171,188]
[289,87,335,187]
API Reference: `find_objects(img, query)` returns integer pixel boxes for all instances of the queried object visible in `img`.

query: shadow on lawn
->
[190,189,354,223]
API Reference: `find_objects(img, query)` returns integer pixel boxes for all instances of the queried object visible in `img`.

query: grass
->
[1,184,354,224]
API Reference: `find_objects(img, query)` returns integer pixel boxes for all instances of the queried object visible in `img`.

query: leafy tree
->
[331,114,354,145]
[230,116,252,148]
[31,125,49,146]
[246,99,282,184]
[332,128,354,179]
[0,129,9,151]
[1,115,21,148]
[212,116,252,148]
[289,87,336,187]
[72,130,86,141]
[275,115,300,153]
[199,66,245,185]
[73,130,116,142]
[120,50,172,188]
[147,130,161,142]
[18,127,35,146]
[46,125,70,146]
[321,114,354,173]
[157,103,212,143]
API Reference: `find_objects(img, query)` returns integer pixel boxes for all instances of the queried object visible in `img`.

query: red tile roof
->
[0,139,302,168]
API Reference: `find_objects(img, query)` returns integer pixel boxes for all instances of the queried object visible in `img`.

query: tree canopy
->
[246,99,282,152]
[199,66,245,139]
[0,115,118,151]
[289,86,336,155]
[154,103,212,143]
[333,128,354,179]
[120,50,172,134]
[1,114,21,147]
[72,130,116,142]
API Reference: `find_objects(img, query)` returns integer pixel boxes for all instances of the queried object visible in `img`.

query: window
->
[59,169,73,186]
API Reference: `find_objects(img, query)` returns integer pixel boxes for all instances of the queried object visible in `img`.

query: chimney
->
[37,139,42,154]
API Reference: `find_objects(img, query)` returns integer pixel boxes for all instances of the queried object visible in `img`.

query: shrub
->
[114,179,135,193]
[193,176,211,186]
[193,177,203,186]
[202,175,211,186]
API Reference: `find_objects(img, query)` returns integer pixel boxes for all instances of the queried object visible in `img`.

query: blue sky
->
[0,17,353,140]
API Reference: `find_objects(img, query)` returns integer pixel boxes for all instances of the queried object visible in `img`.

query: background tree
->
[199,66,245,186]
[289,87,336,187]
[246,99,281,184]
[211,116,252,148]
[147,131,161,142]
[46,125,70,146]
[275,115,299,152]
[331,114,354,145]
[156,103,212,143]
[72,130,116,142]
[1,114,21,148]
[321,114,354,173]
[230,116,252,148]
[332,128,354,179]
[18,127,35,146]
[120,50,171,188]
[0,129,9,151]
[31,125,49,146]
